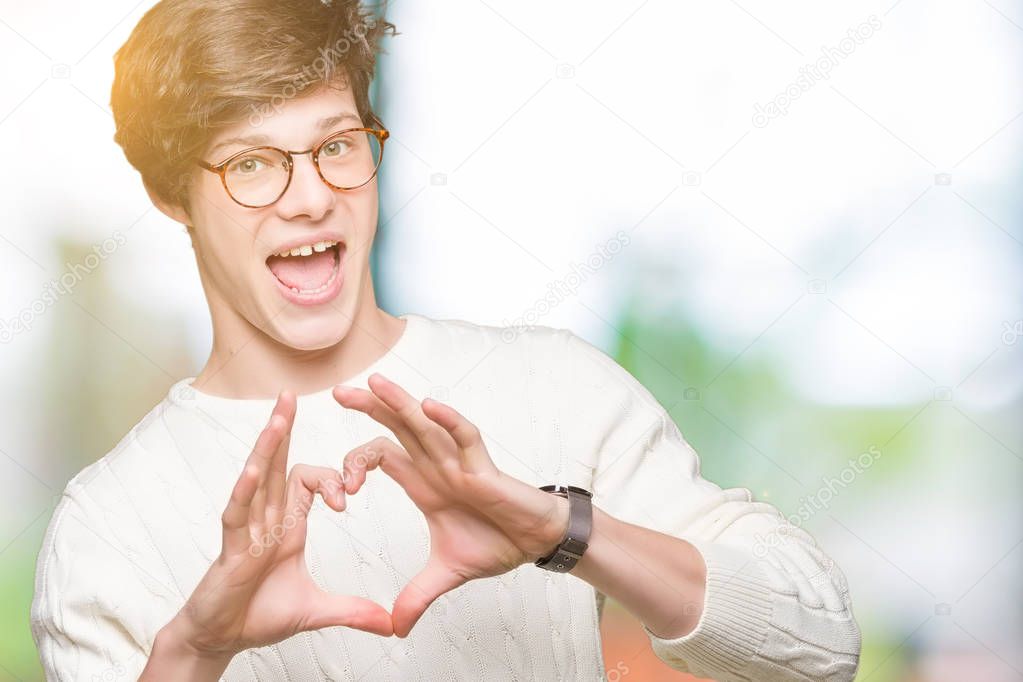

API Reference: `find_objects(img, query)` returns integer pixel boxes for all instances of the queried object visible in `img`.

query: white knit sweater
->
[31,312,861,681]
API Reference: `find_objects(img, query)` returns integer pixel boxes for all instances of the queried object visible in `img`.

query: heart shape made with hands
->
[332,373,570,638]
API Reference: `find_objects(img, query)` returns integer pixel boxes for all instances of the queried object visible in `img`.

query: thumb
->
[303,591,395,637]
[392,559,465,638]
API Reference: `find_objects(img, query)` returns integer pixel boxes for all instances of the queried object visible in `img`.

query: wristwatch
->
[533,484,593,573]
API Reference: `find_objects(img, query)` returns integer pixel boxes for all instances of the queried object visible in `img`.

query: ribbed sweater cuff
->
[642,539,773,681]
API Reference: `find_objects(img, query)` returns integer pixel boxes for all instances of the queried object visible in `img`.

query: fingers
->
[419,398,476,449]
[284,464,348,523]
[221,464,260,556]
[238,412,289,528]
[420,398,495,472]
[265,391,298,514]
[247,464,346,557]
[365,375,460,461]
[303,591,395,637]
[248,393,295,524]
[391,559,464,638]
[333,382,444,462]
[341,437,416,495]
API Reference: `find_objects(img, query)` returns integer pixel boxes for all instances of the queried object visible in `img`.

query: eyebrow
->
[208,111,362,157]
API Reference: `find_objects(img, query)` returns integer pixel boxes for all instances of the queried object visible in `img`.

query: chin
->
[269,315,353,352]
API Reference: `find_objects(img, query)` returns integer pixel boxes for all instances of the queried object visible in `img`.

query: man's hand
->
[333,374,570,638]
[141,391,393,680]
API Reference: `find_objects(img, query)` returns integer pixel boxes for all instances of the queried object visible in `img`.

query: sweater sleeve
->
[31,481,169,681]
[563,331,862,682]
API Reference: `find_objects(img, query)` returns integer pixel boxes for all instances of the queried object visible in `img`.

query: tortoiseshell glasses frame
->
[196,115,390,209]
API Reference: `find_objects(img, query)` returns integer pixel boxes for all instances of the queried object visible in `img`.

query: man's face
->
[185,82,380,351]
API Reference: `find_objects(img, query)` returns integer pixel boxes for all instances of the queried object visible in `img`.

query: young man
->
[31,1,862,680]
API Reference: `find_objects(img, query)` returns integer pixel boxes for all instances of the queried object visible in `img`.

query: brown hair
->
[110,0,397,214]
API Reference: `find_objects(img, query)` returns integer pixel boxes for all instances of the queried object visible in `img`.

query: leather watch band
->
[533,485,593,573]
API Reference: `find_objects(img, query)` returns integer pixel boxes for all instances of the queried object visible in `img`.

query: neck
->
[192,285,405,400]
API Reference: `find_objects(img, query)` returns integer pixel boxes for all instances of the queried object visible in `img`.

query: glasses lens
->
[223,148,291,207]
[317,130,383,189]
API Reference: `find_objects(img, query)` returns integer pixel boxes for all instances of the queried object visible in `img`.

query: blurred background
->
[1,0,1022,680]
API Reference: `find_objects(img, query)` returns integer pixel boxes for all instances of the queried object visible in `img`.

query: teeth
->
[276,239,338,259]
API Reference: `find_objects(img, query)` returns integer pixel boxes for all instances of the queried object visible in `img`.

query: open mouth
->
[265,239,343,297]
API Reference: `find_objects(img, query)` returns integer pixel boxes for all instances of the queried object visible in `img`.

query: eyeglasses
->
[196,117,390,208]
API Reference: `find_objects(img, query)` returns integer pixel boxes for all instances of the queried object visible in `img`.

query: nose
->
[274,151,335,222]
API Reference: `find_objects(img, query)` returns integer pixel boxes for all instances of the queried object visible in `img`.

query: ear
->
[143,179,192,227]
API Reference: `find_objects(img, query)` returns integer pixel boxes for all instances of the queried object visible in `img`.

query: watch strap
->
[534,485,593,573]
